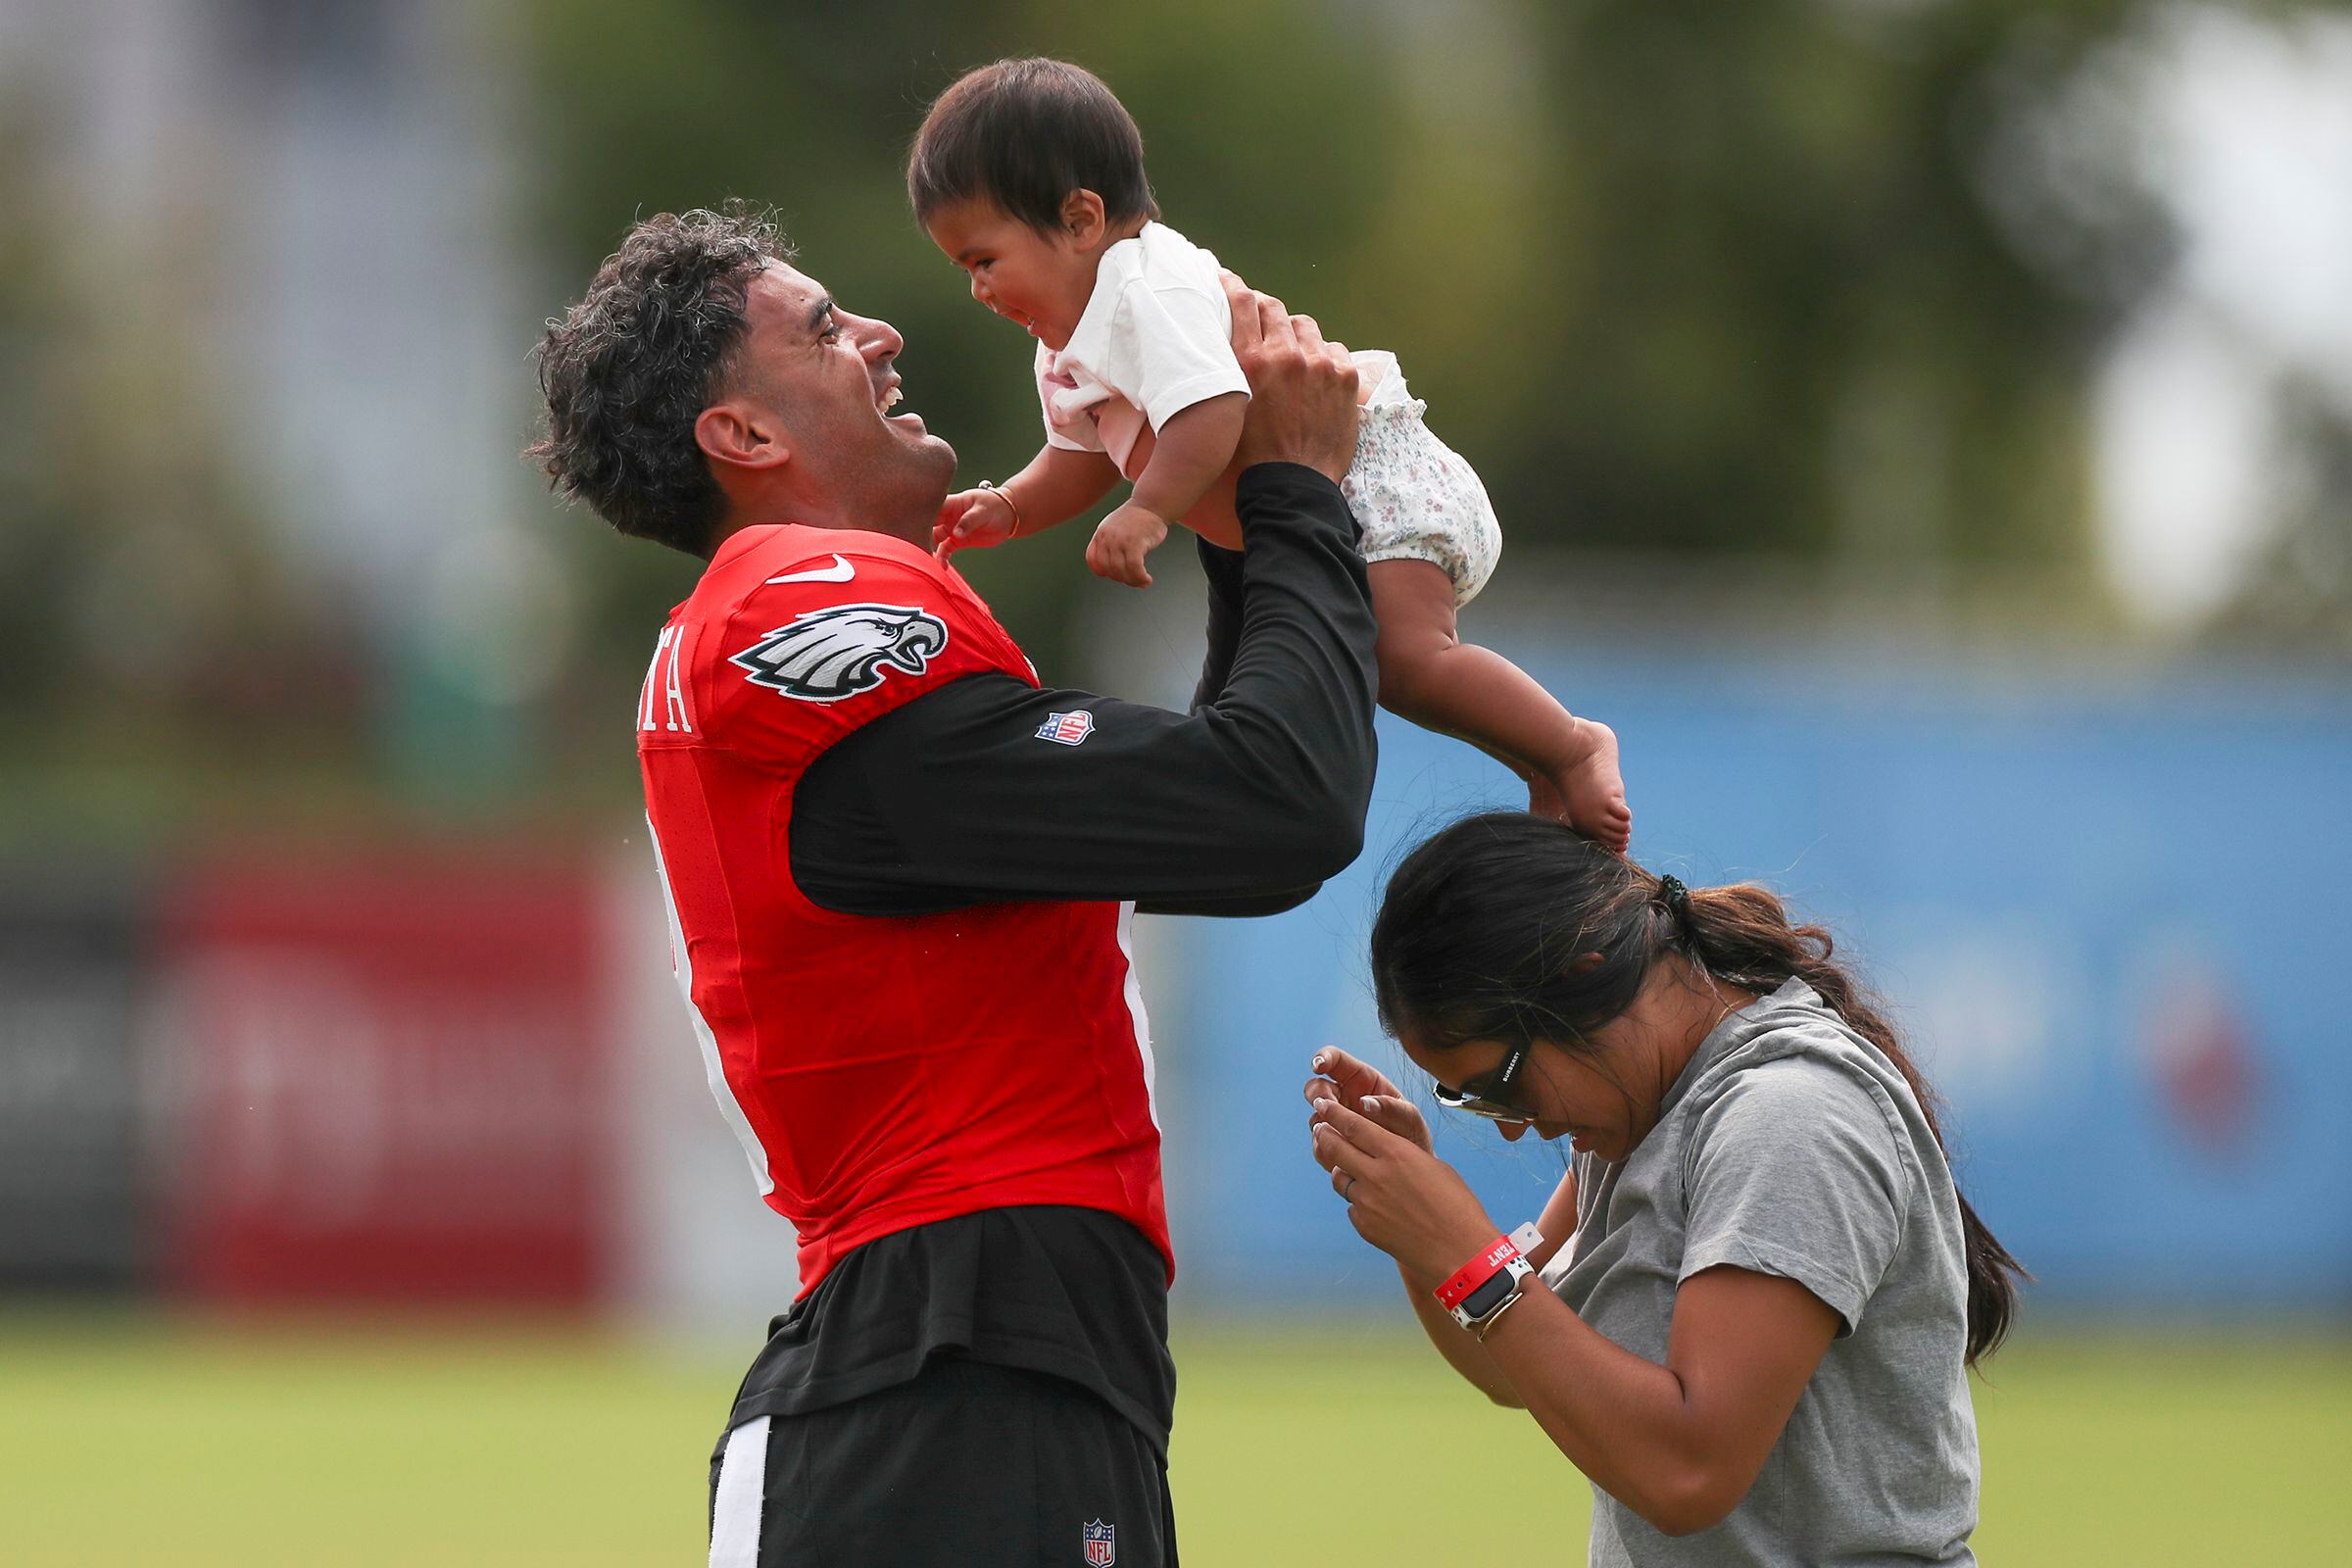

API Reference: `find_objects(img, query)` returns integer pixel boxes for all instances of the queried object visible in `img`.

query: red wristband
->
[1433,1222,1545,1310]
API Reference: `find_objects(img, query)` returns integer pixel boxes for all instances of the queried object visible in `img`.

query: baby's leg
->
[1179,465,1247,553]
[1369,559,1632,851]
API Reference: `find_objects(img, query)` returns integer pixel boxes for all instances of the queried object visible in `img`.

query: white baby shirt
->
[1035,222,1250,476]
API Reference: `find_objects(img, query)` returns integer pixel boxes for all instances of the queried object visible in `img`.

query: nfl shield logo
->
[1082,1519,1115,1566]
[1035,710,1096,746]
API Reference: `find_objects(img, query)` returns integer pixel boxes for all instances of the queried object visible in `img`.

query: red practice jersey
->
[636,523,1168,1296]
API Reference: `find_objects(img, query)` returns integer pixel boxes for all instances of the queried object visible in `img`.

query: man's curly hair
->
[529,204,791,557]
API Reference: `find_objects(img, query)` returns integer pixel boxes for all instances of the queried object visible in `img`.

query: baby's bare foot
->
[1547,719,1631,853]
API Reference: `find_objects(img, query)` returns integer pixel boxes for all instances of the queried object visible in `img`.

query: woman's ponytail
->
[1676,882,2028,1365]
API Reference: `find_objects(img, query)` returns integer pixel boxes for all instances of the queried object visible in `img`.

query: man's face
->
[728,263,955,514]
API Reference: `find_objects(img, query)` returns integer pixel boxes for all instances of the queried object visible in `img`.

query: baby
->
[907,58,1630,847]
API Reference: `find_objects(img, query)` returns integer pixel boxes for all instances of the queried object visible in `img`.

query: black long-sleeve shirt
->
[790,463,1377,915]
[724,464,1377,1454]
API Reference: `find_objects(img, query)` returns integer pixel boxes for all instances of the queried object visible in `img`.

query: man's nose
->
[1500,1121,1531,1143]
[846,310,903,363]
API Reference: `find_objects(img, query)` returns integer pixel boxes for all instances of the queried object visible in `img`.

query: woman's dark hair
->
[1371,811,2026,1366]
[529,202,788,558]
[907,58,1160,233]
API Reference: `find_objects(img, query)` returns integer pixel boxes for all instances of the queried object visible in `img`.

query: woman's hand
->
[1301,1047,1430,1151]
[1308,1085,1500,1285]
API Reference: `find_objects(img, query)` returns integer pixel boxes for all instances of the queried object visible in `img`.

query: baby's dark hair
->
[907,58,1159,234]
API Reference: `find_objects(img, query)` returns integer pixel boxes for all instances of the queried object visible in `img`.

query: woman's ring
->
[1341,1173,1358,1200]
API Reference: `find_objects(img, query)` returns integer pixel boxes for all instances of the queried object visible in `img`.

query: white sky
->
[2096,5,2352,625]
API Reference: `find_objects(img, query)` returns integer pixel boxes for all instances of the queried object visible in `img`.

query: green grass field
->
[2,1314,2344,1565]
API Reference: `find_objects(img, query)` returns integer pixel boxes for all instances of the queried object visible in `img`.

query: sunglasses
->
[1430,1042,1538,1124]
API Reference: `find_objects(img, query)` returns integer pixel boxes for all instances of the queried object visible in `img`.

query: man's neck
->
[707,497,934,559]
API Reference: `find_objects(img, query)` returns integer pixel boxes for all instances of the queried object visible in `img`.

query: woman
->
[1305,812,2024,1564]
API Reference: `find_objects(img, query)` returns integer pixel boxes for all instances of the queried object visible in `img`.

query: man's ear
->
[1060,188,1107,247]
[695,398,790,475]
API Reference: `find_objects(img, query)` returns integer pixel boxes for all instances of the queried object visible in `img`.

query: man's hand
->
[1220,271,1360,484]
[1087,501,1169,588]
[934,486,1017,557]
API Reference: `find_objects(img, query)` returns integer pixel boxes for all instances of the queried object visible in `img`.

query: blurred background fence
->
[3,0,2348,1561]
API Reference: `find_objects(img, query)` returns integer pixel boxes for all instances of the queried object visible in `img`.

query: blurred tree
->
[2207,374,2352,655]
[0,97,368,844]
[1492,0,2167,575]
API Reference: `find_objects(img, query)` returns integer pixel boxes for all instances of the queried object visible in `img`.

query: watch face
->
[1460,1270,1518,1322]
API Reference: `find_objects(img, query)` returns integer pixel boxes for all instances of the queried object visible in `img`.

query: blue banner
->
[1159,645,2352,1312]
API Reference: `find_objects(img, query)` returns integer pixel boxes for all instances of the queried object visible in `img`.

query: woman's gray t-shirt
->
[1537,978,1980,1567]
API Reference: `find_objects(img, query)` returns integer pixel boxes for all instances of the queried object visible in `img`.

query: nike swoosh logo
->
[766,554,855,585]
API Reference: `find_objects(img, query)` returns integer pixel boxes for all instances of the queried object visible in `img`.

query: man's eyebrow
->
[806,296,835,335]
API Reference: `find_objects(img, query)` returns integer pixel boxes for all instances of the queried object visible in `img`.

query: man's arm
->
[792,463,1374,914]
[1190,534,1247,713]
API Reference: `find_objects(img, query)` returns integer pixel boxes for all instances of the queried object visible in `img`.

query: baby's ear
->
[1060,188,1107,244]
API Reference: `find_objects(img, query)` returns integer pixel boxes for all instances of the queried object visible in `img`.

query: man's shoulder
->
[662,522,1030,742]
[707,523,950,596]
[687,524,961,635]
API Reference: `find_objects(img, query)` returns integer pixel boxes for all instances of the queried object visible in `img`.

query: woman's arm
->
[1307,1054,1576,1408]
[1477,1264,1838,1536]
[1398,1169,1583,1407]
[1397,1258,1520,1404]
[1310,1096,1839,1538]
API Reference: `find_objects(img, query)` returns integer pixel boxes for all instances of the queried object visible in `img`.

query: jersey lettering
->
[639,624,694,733]
[635,620,686,733]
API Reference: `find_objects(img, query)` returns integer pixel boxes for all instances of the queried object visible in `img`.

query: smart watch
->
[1434,1221,1545,1333]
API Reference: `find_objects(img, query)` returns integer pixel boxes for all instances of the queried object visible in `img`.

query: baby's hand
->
[1086,502,1168,588]
[934,486,1017,557]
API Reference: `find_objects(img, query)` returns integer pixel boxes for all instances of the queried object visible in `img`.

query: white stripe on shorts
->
[710,1416,770,1568]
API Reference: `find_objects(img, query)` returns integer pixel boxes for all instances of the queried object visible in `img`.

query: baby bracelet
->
[978,479,1024,540]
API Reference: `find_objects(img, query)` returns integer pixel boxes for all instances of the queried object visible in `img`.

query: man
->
[531,204,1376,1567]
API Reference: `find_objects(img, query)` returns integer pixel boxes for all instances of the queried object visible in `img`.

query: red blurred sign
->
[159,848,611,1306]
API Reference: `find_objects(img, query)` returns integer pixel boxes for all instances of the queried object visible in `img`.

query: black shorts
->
[707,1353,1176,1567]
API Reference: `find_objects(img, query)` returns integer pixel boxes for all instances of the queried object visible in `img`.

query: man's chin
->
[883,409,949,452]
[914,428,956,469]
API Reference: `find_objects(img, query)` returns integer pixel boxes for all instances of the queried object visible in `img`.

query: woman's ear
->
[1060,188,1107,247]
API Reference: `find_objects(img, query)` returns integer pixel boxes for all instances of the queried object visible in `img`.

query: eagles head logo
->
[731,603,950,703]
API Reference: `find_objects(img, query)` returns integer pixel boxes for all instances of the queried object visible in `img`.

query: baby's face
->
[924,198,1101,353]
